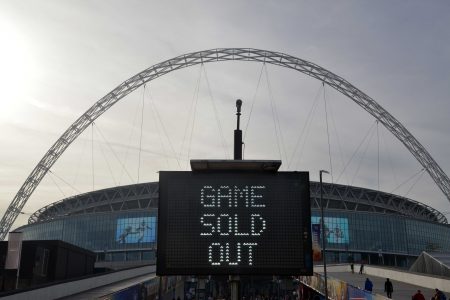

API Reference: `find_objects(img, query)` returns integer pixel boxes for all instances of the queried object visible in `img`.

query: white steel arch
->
[1,48,449,240]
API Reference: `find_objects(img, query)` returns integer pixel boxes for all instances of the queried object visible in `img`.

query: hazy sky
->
[1,1,450,229]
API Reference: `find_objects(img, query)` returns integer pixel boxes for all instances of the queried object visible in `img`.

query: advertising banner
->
[300,273,388,300]
[299,283,325,300]
[116,217,156,244]
[328,277,347,300]
[348,285,373,300]
[311,217,349,244]
[311,224,321,261]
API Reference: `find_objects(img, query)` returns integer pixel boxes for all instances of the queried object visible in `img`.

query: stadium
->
[15,180,450,270]
[3,49,450,275]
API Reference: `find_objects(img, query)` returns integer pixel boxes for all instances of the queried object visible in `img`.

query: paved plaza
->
[317,268,439,300]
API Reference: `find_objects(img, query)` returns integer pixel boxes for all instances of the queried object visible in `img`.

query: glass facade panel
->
[18,207,450,263]
[311,210,450,256]
[112,252,125,262]
[19,210,157,254]
[126,251,141,261]
[142,251,155,260]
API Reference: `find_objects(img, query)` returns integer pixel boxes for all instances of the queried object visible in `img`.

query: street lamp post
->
[320,170,329,300]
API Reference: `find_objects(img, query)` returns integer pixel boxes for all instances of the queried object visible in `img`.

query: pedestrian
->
[359,263,364,274]
[412,290,425,300]
[432,289,447,300]
[384,278,393,299]
[351,263,354,274]
[364,278,373,292]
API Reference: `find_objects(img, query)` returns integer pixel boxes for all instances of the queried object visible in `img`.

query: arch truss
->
[1,48,449,240]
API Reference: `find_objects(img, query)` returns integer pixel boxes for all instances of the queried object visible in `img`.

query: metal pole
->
[234,99,243,160]
[320,170,329,300]
[15,267,19,290]
[231,100,242,300]
[158,276,163,300]
[277,279,280,300]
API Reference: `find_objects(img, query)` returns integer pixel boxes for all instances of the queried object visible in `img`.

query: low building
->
[0,240,95,291]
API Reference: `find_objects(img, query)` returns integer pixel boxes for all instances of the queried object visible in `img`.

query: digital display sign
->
[311,216,349,244]
[157,171,312,275]
[116,217,156,244]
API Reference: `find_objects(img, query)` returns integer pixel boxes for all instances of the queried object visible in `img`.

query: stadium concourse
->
[313,264,450,300]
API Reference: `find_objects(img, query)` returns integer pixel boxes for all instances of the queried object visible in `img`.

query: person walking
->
[412,290,425,300]
[359,263,364,274]
[432,289,447,300]
[384,278,393,299]
[364,278,373,293]
[350,263,354,274]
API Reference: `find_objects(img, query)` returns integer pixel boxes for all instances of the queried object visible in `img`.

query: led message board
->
[157,171,312,275]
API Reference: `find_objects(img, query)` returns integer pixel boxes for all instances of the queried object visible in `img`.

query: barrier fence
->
[98,275,184,300]
[96,273,388,300]
[299,273,389,300]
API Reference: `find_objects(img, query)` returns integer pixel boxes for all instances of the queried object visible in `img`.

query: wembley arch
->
[1,48,449,240]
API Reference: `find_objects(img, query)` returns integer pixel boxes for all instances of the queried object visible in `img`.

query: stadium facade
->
[15,182,450,269]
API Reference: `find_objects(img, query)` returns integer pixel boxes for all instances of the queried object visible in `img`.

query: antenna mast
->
[234,99,243,160]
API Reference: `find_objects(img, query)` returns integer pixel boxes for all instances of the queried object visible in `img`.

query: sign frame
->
[157,170,312,275]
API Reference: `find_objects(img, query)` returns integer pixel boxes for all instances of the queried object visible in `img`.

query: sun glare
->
[0,20,36,122]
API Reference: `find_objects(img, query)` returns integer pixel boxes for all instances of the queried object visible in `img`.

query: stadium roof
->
[28,182,448,225]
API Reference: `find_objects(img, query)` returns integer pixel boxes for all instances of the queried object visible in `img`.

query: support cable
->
[323,82,334,183]
[179,65,202,165]
[118,93,142,184]
[391,168,425,195]
[351,125,377,185]
[380,126,399,187]
[264,65,287,163]
[290,85,323,170]
[94,124,134,183]
[47,171,66,198]
[93,124,118,186]
[327,89,349,185]
[71,134,89,186]
[147,89,170,169]
[322,91,348,203]
[336,121,377,183]
[48,169,81,194]
[137,84,146,183]
[97,141,118,186]
[150,93,181,169]
[404,169,426,198]
[244,63,265,140]
[203,66,229,159]
[187,65,202,168]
